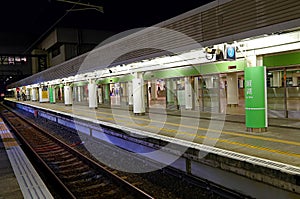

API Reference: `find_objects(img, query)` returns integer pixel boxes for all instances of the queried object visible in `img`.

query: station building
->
[6,0,300,122]
[4,1,300,197]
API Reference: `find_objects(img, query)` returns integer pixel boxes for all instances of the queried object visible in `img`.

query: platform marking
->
[123,123,300,159]
[13,101,300,160]
[0,116,53,198]
[55,105,300,153]
[68,106,300,147]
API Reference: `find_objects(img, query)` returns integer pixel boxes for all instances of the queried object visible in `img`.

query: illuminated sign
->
[226,46,236,60]
[245,66,267,129]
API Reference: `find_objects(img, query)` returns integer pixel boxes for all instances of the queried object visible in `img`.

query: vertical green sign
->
[104,84,110,104]
[245,66,268,129]
[49,86,54,103]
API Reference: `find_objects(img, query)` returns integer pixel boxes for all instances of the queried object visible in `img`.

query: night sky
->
[0,0,214,53]
[0,0,215,91]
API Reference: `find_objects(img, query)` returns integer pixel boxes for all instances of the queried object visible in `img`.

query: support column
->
[128,81,133,107]
[97,86,103,104]
[119,82,125,106]
[166,79,177,109]
[122,83,128,101]
[245,66,268,132]
[31,88,37,101]
[73,86,78,102]
[64,85,72,106]
[166,79,174,104]
[104,84,111,105]
[25,88,30,101]
[194,77,200,110]
[184,77,193,110]
[150,80,156,101]
[132,72,145,115]
[283,68,288,118]
[38,87,42,103]
[49,86,56,104]
[78,86,83,102]
[227,73,238,106]
[88,80,98,108]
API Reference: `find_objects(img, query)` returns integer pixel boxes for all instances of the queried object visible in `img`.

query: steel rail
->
[0,104,154,199]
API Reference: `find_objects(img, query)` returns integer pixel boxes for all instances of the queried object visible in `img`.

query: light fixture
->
[205,47,216,54]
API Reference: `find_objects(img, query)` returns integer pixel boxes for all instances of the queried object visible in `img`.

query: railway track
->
[0,105,154,199]
[2,101,255,199]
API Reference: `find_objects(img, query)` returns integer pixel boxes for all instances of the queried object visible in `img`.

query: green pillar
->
[104,84,110,104]
[49,86,54,103]
[166,79,175,104]
[245,66,268,132]
[166,79,178,110]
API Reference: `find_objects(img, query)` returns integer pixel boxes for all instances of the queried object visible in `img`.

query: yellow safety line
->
[125,122,300,158]
[0,124,18,148]
[69,106,300,147]
[45,105,300,158]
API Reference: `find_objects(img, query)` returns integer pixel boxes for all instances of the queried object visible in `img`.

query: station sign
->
[245,66,268,130]
[226,45,236,60]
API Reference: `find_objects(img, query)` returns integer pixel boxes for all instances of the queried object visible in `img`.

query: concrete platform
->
[0,138,22,199]
[5,98,300,198]
[8,99,300,167]
[0,118,53,199]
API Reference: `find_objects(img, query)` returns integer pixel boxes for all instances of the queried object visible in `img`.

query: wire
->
[23,0,81,54]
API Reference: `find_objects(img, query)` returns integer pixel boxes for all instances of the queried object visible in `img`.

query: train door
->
[267,66,300,119]
[97,84,103,105]
[166,78,178,110]
[119,82,128,107]
[101,84,111,106]
[110,83,121,106]
[148,79,166,109]
[56,84,64,103]
[197,74,221,113]
[222,72,245,114]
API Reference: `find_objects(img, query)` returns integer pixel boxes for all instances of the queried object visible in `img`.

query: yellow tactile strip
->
[0,118,18,148]
[10,99,300,165]
[0,118,54,198]
[58,105,300,162]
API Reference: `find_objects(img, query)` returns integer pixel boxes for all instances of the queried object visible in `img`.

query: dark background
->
[0,0,214,94]
[0,0,214,53]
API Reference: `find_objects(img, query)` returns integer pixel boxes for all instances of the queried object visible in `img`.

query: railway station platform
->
[4,98,300,198]
[0,117,53,199]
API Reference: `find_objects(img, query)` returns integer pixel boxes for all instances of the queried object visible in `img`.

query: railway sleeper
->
[66,174,105,186]
[61,170,96,181]
[57,165,90,174]
[47,157,78,165]
[42,153,73,161]
[34,142,58,148]
[69,175,108,185]
[37,148,67,155]
[72,181,114,193]
[35,145,62,152]
[57,160,84,169]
